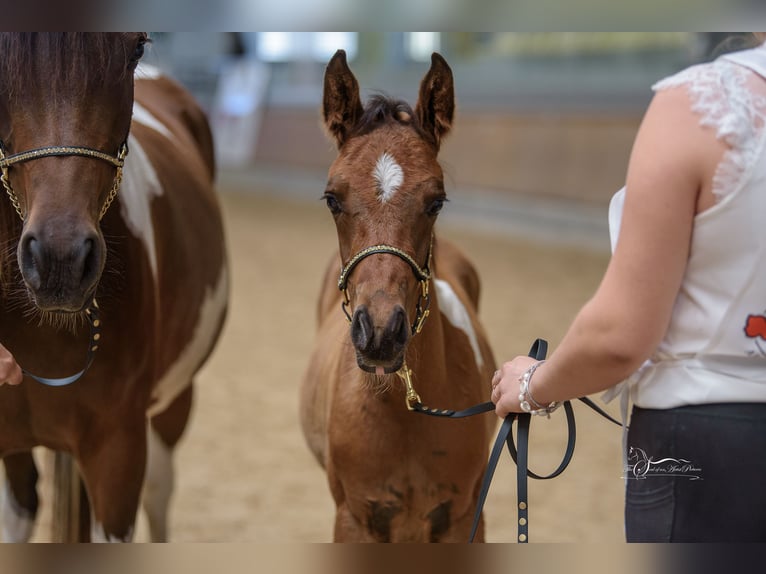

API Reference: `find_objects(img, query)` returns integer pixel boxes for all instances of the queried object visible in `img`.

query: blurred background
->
[143,31,749,250]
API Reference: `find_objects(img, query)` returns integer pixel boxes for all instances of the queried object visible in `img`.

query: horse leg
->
[76,420,147,542]
[334,503,376,542]
[1,451,38,542]
[143,384,193,542]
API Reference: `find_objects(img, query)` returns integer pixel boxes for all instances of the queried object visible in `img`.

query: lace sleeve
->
[653,60,766,202]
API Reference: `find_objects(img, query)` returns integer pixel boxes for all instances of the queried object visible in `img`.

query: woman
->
[492,36,766,542]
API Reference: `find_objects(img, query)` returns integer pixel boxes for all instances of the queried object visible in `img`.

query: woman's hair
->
[708,33,762,60]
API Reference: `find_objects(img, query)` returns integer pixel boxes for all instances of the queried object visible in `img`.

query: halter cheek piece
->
[0,139,129,386]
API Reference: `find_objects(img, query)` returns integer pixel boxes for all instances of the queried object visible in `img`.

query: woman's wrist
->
[518,360,560,417]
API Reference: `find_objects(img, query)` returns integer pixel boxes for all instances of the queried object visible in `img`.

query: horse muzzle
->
[351,304,410,374]
[18,227,105,312]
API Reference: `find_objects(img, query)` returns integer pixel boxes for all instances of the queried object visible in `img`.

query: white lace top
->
[606,41,766,411]
[652,42,766,203]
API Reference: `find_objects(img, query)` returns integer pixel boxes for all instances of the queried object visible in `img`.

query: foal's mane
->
[351,94,435,147]
[0,33,137,99]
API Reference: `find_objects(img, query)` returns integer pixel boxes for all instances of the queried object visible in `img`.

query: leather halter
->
[0,140,126,386]
[0,140,128,221]
[338,235,433,344]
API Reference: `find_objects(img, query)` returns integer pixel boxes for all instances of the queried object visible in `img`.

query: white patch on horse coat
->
[0,479,34,542]
[120,135,163,279]
[147,263,229,418]
[132,101,173,140]
[141,426,173,542]
[135,63,163,80]
[434,278,484,371]
[373,153,404,203]
[91,522,134,543]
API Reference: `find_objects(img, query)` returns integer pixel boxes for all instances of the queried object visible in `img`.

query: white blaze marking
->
[147,263,229,418]
[434,278,484,371]
[373,152,404,203]
[0,479,34,542]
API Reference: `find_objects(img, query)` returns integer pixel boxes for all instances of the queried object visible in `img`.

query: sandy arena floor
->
[31,182,625,543]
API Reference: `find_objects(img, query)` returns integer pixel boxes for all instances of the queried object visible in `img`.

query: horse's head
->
[322,49,454,374]
[0,32,147,314]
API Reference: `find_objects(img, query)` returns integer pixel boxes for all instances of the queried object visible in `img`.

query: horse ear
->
[414,53,454,150]
[323,49,364,148]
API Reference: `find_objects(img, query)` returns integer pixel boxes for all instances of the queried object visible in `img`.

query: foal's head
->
[0,32,147,314]
[322,49,454,374]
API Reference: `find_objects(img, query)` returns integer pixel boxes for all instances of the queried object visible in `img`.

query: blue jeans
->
[625,403,766,542]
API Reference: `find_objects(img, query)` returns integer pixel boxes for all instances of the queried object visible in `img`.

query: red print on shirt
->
[745,314,766,340]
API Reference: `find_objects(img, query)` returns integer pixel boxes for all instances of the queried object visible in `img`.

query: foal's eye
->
[321,193,342,215]
[426,197,447,216]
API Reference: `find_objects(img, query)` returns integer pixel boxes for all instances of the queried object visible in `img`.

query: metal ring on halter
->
[0,139,128,221]
[337,235,434,336]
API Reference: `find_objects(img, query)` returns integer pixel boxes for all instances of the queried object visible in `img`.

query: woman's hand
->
[0,344,22,386]
[491,355,537,418]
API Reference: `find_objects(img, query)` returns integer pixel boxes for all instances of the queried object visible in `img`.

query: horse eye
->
[130,40,146,65]
[321,193,342,215]
[426,197,447,216]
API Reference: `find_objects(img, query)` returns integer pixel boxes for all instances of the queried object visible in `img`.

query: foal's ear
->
[323,49,364,149]
[415,53,454,150]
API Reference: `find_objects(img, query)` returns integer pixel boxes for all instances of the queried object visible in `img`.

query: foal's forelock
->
[0,33,138,99]
[350,95,434,148]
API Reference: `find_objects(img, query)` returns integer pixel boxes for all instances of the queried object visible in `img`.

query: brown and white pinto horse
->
[301,50,496,542]
[0,33,228,542]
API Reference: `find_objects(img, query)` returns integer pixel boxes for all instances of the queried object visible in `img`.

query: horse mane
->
[0,33,136,100]
[351,94,436,147]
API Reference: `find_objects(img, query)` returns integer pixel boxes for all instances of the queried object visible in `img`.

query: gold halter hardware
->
[396,362,421,411]
[0,141,128,221]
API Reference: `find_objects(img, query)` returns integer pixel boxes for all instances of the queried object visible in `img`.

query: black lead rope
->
[409,338,622,543]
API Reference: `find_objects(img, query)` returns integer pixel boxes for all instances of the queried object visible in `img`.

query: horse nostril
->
[392,306,409,346]
[81,237,95,278]
[351,306,373,351]
[19,234,42,290]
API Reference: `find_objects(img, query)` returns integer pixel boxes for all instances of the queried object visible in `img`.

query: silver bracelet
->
[518,360,560,418]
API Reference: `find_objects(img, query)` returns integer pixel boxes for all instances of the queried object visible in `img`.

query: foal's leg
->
[1,452,38,542]
[142,384,193,542]
[77,419,147,542]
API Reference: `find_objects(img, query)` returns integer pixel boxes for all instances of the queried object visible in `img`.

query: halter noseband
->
[337,235,433,338]
[0,140,129,221]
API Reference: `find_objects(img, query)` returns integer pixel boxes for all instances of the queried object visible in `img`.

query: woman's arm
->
[493,84,728,417]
